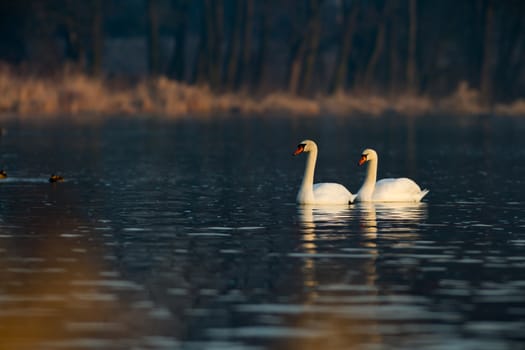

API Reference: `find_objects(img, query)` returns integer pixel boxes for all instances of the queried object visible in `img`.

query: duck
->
[49,174,64,183]
[0,170,7,179]
[293,139,356,205]
[356,148,428,202]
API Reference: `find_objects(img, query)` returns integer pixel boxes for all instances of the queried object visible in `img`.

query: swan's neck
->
[297,148,317,203]
[358,158,377,201]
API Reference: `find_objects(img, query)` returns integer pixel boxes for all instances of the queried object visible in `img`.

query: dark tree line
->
[1,0,524,103]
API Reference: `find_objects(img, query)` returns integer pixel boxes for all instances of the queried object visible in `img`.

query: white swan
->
[356,148,429,202]
[293,140,356,205]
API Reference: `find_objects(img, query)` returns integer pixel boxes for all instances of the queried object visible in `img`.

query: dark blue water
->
[0,114,524,349]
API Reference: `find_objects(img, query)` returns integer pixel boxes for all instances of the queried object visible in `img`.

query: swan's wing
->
[373,178,428,202]
[375,178,420,192]
[313,182,354,204]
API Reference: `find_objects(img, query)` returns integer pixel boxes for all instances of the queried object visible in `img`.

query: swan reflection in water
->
[296,205,352,289]
[291,202,428,349]
[297,202,428,238]
[295,204,379,348]
[296,202,427,251]
[364,202,428,221]
[297,204,352,230]
[357,202,428,242]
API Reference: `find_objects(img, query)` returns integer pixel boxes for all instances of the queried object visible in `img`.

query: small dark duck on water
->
[49,174,64,183]
[0,170,7,179]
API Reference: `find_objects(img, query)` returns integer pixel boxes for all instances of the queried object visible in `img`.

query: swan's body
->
[356,148,428,202]
[293,140,356,205]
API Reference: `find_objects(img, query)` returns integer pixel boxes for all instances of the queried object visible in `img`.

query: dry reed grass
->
[0,67,524,120]
[494,99,525,116]
[437,81,489,115]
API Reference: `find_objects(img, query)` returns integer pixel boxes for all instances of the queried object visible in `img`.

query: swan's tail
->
[418,189,430,202]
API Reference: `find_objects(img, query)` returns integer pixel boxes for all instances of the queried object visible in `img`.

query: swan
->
[293,140,356,205]
[356,148,428,202]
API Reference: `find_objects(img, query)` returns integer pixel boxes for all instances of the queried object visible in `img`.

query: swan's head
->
[293,139,317,156]
[359,148,378,165]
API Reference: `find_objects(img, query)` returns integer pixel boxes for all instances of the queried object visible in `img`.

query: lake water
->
[0,114,524,349]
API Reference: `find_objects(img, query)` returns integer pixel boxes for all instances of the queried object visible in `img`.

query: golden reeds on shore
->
[1,68,524,119]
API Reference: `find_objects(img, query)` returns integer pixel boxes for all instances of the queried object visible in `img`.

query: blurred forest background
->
[1,0,525,117]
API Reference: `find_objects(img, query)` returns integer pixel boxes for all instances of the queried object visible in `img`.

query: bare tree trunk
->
[168,0,189,81]
[406,0,417,93]
[364,4,387,91]
[90,0,103,76]
[506,20,525,100]
[480,0,494,105]
[63,14,85,71]
[239,0,254,90]
[494,2,525,101]
[463,0,484,91]
[287,1,313,95]
[0,2,28,64]
[288,40,307,95]
[288,40,306,95]
[224,0,243,90]
[329,1,359,94]
[253,0,271,91]
[190,0,210,85]
[300,0,322,95]
[480,0,494,106]
[287,2,305,94]
[205,0,223,90]
[147,0,160,77]
[389,6,400,96]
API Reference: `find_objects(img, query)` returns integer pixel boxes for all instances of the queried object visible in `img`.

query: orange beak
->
[293,144,305,156]
[358,155,367,166]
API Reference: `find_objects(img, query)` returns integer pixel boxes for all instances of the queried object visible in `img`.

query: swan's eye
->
[296,144,306,152]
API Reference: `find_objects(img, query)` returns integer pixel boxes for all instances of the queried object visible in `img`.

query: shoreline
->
[1,71,525,120]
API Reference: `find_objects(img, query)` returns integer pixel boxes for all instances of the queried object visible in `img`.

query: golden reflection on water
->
[0,187,118,349]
